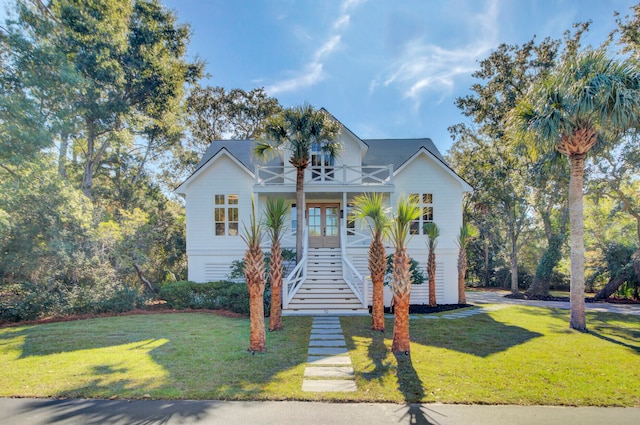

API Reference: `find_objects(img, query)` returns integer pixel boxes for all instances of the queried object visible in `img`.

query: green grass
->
[0,307,638,405]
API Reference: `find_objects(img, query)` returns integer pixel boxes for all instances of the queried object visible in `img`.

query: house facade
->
[176,113,472,315]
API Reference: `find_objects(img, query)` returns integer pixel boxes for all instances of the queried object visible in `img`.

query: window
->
[409,193,433,235]
[310,141,335,181]
[214,194,239,236]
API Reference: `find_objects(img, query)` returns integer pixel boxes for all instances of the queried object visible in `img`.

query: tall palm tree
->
[254,104,341,262]
[263,198,289,331]
[423,222,440,307]
[240,197,266,352]
[389,196,422,353]
[510,49,640,331]
[456,223,478,304]
[350,193,391,331]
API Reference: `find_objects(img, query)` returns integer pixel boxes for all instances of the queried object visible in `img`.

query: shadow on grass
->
[588,330,640,354]
[409,314,543,358]
[1,314,312,402]
[394,352,441,424]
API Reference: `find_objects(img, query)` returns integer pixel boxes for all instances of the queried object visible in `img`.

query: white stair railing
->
[340,222,366,308]
[282,224,308,309]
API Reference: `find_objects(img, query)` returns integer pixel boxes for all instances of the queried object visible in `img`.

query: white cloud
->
[266,0,366,95]
[373,0,500,106]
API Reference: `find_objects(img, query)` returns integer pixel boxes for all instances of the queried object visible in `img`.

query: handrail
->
[282,223,308,308]
[256,165,393,187]
[340,220,366,308]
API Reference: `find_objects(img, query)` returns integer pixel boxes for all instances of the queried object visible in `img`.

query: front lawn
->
[0,307,638,405]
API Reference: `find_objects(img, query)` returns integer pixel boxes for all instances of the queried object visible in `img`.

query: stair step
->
[286,302,364,309]
[291,293,360,300]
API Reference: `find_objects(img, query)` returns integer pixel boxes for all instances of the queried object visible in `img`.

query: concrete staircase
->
[284,248,368,316]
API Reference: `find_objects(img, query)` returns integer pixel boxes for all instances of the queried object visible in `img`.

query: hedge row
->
[158,281,270,316]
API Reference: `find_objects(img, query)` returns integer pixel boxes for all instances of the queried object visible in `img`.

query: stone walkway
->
[302,316,357,392]
[386,304,507,321]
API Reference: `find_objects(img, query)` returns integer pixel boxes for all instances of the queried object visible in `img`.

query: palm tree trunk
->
[295,167,305,262]
[245,246,267,352]
[568,154,586,331]
[391,247,412,353]
[458,250,467,304]
[428,249,436,307]
[370,236,386,331]
[269,242,283,331]
[391,292,411,353]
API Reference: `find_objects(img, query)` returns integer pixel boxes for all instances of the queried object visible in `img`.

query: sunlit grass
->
[342,306,640,406]
[1,307,638,405]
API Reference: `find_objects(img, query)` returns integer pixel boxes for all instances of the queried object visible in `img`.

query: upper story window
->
[310,141,335,181]
[214,194,239,236]
[409,193,433,235]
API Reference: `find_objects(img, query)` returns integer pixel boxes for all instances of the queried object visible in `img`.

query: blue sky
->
[161,0,637,155]
[2,0,638,155]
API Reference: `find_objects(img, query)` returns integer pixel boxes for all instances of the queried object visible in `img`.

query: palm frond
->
[389,195,421,251]
[262,198,289,243]
[350,192,391,237]
[240,196,263,249]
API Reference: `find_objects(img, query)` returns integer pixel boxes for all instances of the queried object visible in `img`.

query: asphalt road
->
[1,398,639,425]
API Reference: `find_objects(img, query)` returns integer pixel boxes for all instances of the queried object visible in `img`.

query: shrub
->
[384,254,426,285]
[158,280,270,316]
[0,281,148,323]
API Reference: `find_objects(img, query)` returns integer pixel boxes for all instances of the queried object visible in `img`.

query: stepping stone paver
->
[304,366,354,378]
[309,339,346,347]
[307,355,352,365]
[302,317,356,393]
[302,380,357,392]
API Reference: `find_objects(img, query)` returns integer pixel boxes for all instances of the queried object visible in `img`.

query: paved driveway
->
[466,290,640,315]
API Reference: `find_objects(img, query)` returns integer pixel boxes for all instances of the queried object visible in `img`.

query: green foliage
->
[158,281,271,316]
[349,192,391,238]
[262,198,290,244]
[384,255,426,286]
[229,249,296,282]
[0,281,148,323]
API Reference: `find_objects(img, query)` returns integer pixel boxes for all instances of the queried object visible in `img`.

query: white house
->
[176,112,472,315]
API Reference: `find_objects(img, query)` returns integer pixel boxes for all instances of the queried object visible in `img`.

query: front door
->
[307,203,340,248]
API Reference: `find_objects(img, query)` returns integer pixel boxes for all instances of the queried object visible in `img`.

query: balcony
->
[254,165,394,192]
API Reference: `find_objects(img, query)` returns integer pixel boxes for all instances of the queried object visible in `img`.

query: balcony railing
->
[255,165,393,187]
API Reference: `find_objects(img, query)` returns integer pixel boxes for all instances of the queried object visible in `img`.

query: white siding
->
[390,152,465,304]
[182,154,254,282]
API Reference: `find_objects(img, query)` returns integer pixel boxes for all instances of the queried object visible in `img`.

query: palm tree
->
[240,197,266,352]
[254,104,341,262]
[389,196,422,353]
[510,49,640,331]
[456,223,478,304]
[423,222,440,307]
[350,193,391,331]
[263,198,289,331]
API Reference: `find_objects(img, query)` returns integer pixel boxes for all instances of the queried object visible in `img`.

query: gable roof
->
[175,143,260,194]
[362,138,445,167]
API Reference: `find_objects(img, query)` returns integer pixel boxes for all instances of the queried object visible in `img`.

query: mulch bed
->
[383,304,472,315]
[504,292,640,304]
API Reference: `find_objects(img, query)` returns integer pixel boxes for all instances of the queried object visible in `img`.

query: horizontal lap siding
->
[183,155,254,282]
[392,153,464,304]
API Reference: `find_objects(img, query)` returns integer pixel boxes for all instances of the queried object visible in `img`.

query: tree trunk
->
[510,234,519,293]
[458,249,467,304]
[133,263,156,293]
[58,131,69,178]
[428,248,436,307]
[483,238,490,286]
[82,119,95,199]
[391,292,411,353]
[370,235,386,331]
[295,166,305,262]
[568,154,587,331]
[593,268,630,301]
[391,247,412,353]
[269,242,283,331]
[245,246,266,352]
